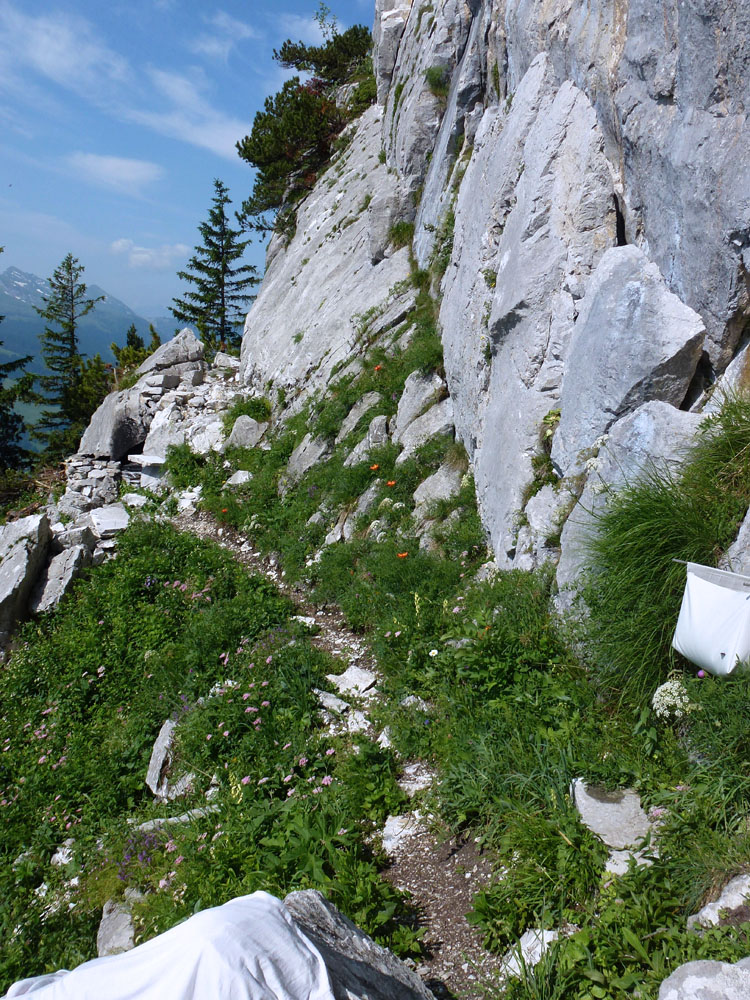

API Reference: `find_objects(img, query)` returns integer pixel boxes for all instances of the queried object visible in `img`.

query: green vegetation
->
[0,522,419,991]
[236,6,375,238]
[32,254,108,459]
[221,396,273,436]
[388,220,415,249]
[425,65,450,99]
[171,179,257,354]
[583,393,750,704]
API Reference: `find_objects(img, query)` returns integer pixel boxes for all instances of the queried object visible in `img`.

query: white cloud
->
[125,69,248,160]
[67,153,165,196]
[188,10,259,62]
[0,2,129,97]
[110,238,189,270]
[275,14,325,47]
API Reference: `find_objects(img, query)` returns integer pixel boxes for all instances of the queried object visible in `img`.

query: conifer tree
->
[33,253,103,458]
[0,247,34,470]
[170,179,257,353]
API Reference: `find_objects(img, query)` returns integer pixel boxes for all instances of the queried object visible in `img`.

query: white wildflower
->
[652,678,693,721]
[585,456,600,473]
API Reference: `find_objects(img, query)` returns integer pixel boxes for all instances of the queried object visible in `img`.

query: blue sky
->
[0,0,373,318]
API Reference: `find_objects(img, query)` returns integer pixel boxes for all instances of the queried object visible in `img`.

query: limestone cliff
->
[237,0,750,578]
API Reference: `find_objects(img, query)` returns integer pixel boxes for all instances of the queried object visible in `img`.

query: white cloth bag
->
[3,891,335,1000]
[672,562,750,676]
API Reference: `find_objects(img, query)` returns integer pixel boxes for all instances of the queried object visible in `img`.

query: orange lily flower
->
[397,552,409,558]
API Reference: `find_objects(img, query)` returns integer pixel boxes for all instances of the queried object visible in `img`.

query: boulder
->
[326,665,378,698]
[141,400,187,459]
[392,371,446,444]
[557,402,703,591]
[335,392,382,444]
[212,352,240,370]
[97,889,143,957]
[342,481,381,541]
[572,779,651,850]
[224,415,268,450]
[413,462,463,520]
[284,889,434,1000]
[344,416,390,467]
[87,504,130,540]
[513,484,570,572]
[226,470,252,487]
[30,545,90,615]
[395,397,454,465]
[658,958,750,1000]
[0,514,51,642]
[552,247,705,477]
[687,874,750,931]
[54,524,97,552]
[135,329,204,376]
[77,388,152,461]
[280,434,332,494]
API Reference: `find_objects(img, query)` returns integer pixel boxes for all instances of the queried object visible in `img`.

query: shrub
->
[425,65,449,99]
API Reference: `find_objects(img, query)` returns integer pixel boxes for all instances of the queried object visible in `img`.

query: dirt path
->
[176,510,506,999]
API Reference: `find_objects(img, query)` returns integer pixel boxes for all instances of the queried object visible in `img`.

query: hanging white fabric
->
[3,892,336,1000]
[672,562,750,676]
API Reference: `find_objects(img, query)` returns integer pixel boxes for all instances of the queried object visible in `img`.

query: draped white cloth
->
[672,562,750,675]
[4,892,335,1000]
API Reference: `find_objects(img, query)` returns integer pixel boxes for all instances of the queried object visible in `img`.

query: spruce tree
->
[0,248,34,470]
[33,253,103,458]
[170,179,257,353]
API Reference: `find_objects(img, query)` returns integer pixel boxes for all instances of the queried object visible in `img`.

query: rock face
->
[557,402,703,591]
[552,246,706,477]
[687,874,750,931]
[284,889,435,1000]
[0,514,52,643]
[658,957,750,1000]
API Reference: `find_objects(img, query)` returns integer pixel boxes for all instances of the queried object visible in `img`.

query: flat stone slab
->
[127,453,166,467]
[87,504,130,539]
[314,689,350,715]
[687,874,750,930]
[572,779,651,849]
[326,664,378,698]
[606,847,654,876]
[226,470,252,486]
[121,493,149,508]
[658,958,750,1000]
[97,889,143,957]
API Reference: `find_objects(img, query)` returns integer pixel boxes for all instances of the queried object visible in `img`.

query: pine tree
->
[0,247,34,470]
[33,253,103,458]
[170,180,257,353]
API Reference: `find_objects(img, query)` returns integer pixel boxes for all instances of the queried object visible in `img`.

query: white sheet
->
[672,562,750,676]
[3,892,335,1000]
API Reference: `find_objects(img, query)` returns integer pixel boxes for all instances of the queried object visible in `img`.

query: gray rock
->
[720,512,750,576]
[440,55,616,566]
[97,889,143,957]
[342,481,382,541]
[398,762,435,798]
[54,524,97,552]
[605,848,654,877]
[78,386,155,461]
[392,371,446,444]
[326,665,378,698]
[87,504,130,540]
[30,545,90,614]
[239,106,412,415]
[120,493,149,509]
[557,402,703,590]
[226,470,252,487]
[395,397,454,466]
[700,341,750,417]
[136,805,219,833]
[50,838,75,868]
[212,352,240,370]
[224,415,268,450]
[135,329,204,376]
[413,462,463,520]
[658,958,750,1000]
[572,779,651,850]
[335,392,382,444]
[145,719,177,799]
[513,484,570,571]
[552,247,705,477]
[344,415,390,467]
[502,929,559,980]
[324,510,349,547]
[281,434,332,493]
[141,400,186,458]
[314,689,350,715]
[0,514,51,642]
[687,874,750,930]
[373,0,413,105]
[284,888,434,1000]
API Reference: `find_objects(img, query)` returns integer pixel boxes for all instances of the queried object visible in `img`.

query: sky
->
[0,0,374,318]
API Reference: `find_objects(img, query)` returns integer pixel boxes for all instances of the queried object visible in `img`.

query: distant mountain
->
[0,266,161,374]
